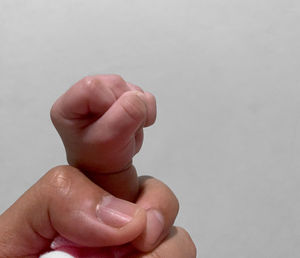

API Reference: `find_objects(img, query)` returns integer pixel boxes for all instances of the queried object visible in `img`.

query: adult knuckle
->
[49,101,59,123]
[177,227,197,257]
[146,251,162,258]
[155,179,180,217]
[172,201,179,220]
[42,166,74,197]
[0,229,14,252]
[171,191,180,216]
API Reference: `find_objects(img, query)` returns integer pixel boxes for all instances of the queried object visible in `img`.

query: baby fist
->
[50,75,156,174]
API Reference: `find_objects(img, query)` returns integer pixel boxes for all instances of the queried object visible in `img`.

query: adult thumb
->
[0,166,146,257]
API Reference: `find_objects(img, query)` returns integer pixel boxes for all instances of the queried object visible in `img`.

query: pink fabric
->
[55,245,135,258]
[47,236,136,258]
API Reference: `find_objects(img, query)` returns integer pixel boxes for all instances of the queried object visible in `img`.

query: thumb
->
[0,166,146,257]
[87,90,148,152]
[83,91,148,202]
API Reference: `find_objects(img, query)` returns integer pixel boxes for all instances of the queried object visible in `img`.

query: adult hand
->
[0,166,196,257]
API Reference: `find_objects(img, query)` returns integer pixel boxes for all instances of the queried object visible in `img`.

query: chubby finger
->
[127,82,157,127]
[132,176,179,252]
[87,91,148,154]
[126,82,144,93]
[0,166,146,257]
[134,128,144,155]
[135,227,197,258]
[50,74,131,122]
[143,91,157,127]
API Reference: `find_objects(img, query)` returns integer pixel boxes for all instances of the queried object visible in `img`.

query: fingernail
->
[136,91,146,100]
[96,195,138,228]
[51,236,82,250]
[145,209,164,246]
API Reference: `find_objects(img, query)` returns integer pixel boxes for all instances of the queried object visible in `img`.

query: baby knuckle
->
[147,92,157,104]
[80,76,99,92]
[81,75,97,86]
[132,84,144,92]
[107,75,129,91]
[107,74,125,84]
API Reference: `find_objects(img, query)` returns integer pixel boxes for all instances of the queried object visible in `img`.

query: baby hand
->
[50,75,156,174]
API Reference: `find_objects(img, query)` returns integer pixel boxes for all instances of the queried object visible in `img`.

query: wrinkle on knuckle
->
[0,229,14,250]
[43,166,73,198]
[107,74,128,95]
[131,84,144,92]
[120,93,146,123]
[50,97,67,125]
[108,74,124,84]
[67,208,86,222]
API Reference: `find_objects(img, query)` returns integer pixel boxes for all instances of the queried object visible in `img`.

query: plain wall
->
[1,0,300,257]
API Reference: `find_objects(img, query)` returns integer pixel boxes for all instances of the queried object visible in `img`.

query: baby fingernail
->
[145,209,164,246]
[136,91,146,101]
[96,195,138,228]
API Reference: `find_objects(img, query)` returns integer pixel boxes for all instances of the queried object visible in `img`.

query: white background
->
[1,1,300,257]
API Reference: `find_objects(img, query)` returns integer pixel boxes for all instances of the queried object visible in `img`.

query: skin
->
[50,74,170,251]
[50,75,156,201]
[50,74,156,175]
[9,74,196,256]
[0,166,197,258]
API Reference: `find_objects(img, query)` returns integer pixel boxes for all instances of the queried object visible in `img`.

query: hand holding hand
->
[0,166,196,257]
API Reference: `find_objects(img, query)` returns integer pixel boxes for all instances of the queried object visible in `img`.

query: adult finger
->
[42,227,197,258]
[132,176,180,252]
[41,177,185,256]
[0,166,146,257]
[45,176,181,255]
[134,227,197,258]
